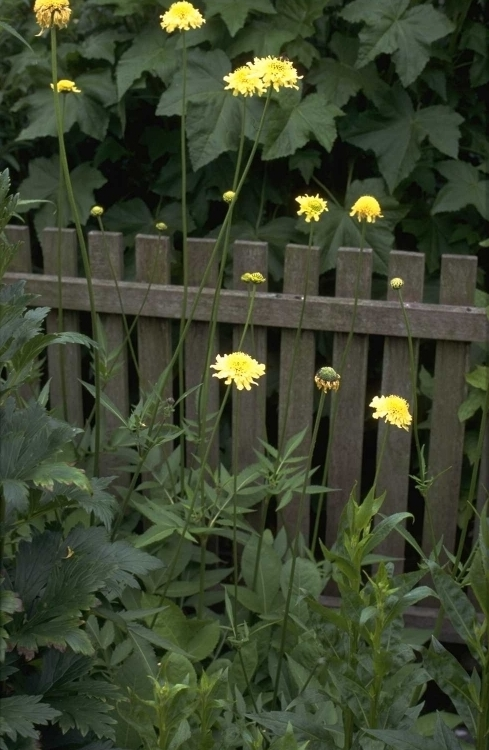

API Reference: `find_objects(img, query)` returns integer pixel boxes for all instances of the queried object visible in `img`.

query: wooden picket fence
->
[5,226,489,605]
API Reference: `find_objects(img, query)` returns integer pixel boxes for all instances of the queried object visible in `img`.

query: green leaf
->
[365,729,441,750]
[29,462,91,493]
[280,557,322,600]
[343,86,463,193]
[433,714,465,750]
[205,0,276,37]
[80,30,126,65]
[241,533,282,613]
[116,28,178,99]
[53,694,117,740]
[17,156,106,236]
[261,91,343,160]
[186,96,243,171]
[428,562,481,654]
[0,21,33,51]
[341,0,454,87]
[247,710,342,746]
[0,695,60,743]
[468,548,489,620]
[465,365,489,391]
[458,389,485,422]
[432,160,489,220]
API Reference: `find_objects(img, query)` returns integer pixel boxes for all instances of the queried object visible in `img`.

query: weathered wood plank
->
[88,231,129,482]
[232,241,268,472]
[278,244,320,542]
[42,228,84,427]
[135,234,174,462]
[185,238,220,469]
[5,272,486,342]
[375,252,425,571]
[326,248,373,549]
[423,255,478,558]
[4,227,39,401]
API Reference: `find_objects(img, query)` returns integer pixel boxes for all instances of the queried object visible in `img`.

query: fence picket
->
[88,230,129,482]
[185,239,220,469]
[326,248,373,549]
[232,241,268,472]
[278,244,320,541]
[42,228,84,427]
[375,251,425,570]
[423,255,478,558]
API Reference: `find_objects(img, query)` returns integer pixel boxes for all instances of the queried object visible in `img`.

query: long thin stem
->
[178,35,189,492]
[272,390,327,707]
[55,106,68,422]
[311,223,367,552]
[50,28,101,475]
[232,392,240,630]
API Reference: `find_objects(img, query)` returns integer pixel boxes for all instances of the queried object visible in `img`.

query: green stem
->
[232,392,240,630]
[50,28,101,475]
[477,644,489,750]
[397,289,422,471]
[272,390,327,707]
[371,425,389,498]
[178,35,188,491]
[198,535,207,619]
[311,223,367,552]
[55,113,68,422]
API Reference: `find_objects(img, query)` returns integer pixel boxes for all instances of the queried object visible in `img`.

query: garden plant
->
[0,1,488,749]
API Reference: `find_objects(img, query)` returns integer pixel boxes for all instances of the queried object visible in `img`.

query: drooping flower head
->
[222,191,236,203]
[90,206,104,217]
[51,79,80,93]
[160,1,205,32]
[223,66,266,97]
[296,194,328,223]
[390,277,404,290]
[241,272,266,285]
[210,352,265,391]
[251,56,302,92]
[34,0,71,29]
[315,367,341,393]
[370,395,412,431]
[349,195,383,223]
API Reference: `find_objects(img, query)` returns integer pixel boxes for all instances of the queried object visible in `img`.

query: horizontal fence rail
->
[4,225,489,586]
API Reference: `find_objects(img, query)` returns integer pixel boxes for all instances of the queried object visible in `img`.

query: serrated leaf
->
[343,87,462,193]
[341,0,454,86]
[205,0,276,37]
[432,160,489,220]
[0,695,61,742]
[428,562,480,654]
[186,96,243,170]
[458,389,485,422]
[261,92,343,161]
[116,28,178,99]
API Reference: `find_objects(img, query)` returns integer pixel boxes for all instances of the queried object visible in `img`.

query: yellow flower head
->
[349,195,383,223]
[390,277,404,290]
[370,395,412,431]
[222,191,236,203]
[160,1,205,32]
[34,0,71,29]
[155,221,167,231]
[241,272,266,285]
[210,352,265,391]
[51,79,80,93]
[296,194,328,223]
[90,205,104,217]
[315,367,341,393]
[251,56,302,92]
[223,66,266,97]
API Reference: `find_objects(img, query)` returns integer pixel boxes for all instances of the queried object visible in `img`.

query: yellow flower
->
[90,205,104,217]
[296,194,328,223]
[210,352,265,391]
[34,0,71,29]
[155,221,167,231]
[314,367,341,393]
[160,1,205,32]
[349,195,383,223]
[251,56,302,92]
[222,191,236,203]
[223,66,266,97]
[390,277,404,290]
[51,79,80,93]
[370,395,412,431]
[241,272,266,284]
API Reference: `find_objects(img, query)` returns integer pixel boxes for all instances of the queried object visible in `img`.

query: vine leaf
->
[341,0,454,86]
[432,160,489,220]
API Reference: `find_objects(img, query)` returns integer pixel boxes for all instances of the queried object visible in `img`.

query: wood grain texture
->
[5,272,486,342]
[42,228,83,427]
[232,241,268,472]
[375,252,425,570]
[185,238,220,469]
[326,248,373,550]
[278,244,320,542]
[423,255,478,558]
[88,231,129,483]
